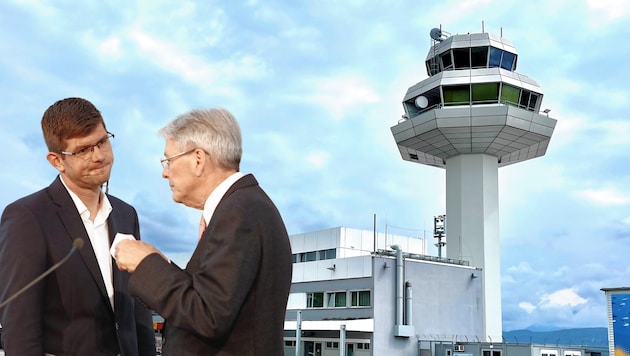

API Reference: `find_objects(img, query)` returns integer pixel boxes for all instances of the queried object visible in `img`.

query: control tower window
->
[403,87,441,117]
[453,48,470,69]
[528,93,539,110]
[426,58,440,76]
[440,51,453,71]
[489,47,517,71]
[501,52,516,71]
[471,47,488,69]
[520,90,539,111]
[443,85,469,106]
[472,83,499,104]
[489,47,502,68]
[500,84,520,106]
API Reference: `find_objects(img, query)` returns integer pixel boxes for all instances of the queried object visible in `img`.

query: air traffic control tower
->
[391,28,557,341]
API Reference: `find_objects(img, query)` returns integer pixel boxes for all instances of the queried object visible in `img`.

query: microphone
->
[0,238,84,310]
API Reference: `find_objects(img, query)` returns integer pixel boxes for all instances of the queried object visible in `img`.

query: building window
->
[357,343,370,350]
[443,85,470,106]
[318,248,336,260]
[326,342,339,349]
[471,83,499,104]
[541,350,558,356]
[351,290,371,307]
[501,51,516,70]
[452,47,471,69]
[483,350,502,356]
[470,46,489,68]
[326,291,347,308]
[440,51,453,71]
[307,292,324,308]
[488,47,517,70]
[500,84,520,106]
[304,251,316,262]
[285,340,296,347]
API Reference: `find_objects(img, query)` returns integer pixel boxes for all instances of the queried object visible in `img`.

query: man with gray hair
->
[114,108,292,355]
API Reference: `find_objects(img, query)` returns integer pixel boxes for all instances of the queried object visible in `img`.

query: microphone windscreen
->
[73,238,84,249]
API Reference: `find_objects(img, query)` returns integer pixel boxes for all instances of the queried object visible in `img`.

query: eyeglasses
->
[160,148,196,169]
[59,132,115,160]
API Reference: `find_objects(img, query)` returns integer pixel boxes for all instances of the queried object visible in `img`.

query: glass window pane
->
[519,90,530,108]
[472,83,499,103]
[325,249,336,259]
[500,84,520,106]
[489,47,502,68]
[359,291,371,306]
[351,291,358,306]
[427,58,440,76]
[327,293,335,307]
[470,46,488,68]
[305,251,316,262]
[443,85,470,106]
[335,292,346,307]
[452,48,470,69]
[313,292,323,308]
[440,51,453,70]
[528,93,539,110]
[501,52,516,70]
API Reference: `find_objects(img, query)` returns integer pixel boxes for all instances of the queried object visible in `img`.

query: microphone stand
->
[0,238,84,310]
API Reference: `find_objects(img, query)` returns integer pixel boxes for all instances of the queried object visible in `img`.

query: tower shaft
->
[446,154,501,340]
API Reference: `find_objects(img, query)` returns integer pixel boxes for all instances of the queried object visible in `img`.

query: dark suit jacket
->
[0,176,156,356]
[129,174,292,355]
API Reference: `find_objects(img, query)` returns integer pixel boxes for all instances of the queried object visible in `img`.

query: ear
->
[192,148,206,177]
[46,152,65,172]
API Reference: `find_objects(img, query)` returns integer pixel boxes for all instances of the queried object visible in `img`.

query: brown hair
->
[41,97,106,152]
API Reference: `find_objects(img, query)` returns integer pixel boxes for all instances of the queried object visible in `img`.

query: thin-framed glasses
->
[160,148,196,169]
[59,132,115,160]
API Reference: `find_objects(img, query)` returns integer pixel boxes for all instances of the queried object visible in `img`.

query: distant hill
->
[503,328,608,347]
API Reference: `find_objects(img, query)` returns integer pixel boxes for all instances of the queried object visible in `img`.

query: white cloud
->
[127,29,268,96]
[98,37,123,58]
[574,187,630,206]
[540,288,588,308]
[506,262,535,274]
[519,302,536,314]
[586,0,630,21]
[302,75,381,119]
[306,151,329,169]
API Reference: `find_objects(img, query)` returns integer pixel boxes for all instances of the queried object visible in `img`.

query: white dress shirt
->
[201,172,245,226]
[61,177,115,309]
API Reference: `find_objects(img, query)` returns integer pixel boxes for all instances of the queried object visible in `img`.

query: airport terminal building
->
[283,227,484,355]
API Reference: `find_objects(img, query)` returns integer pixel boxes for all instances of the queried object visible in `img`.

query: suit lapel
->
[48,177,114,313]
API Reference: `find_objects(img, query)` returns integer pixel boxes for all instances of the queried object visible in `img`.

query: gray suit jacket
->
[129,174,292,355]
[0,176,156,356]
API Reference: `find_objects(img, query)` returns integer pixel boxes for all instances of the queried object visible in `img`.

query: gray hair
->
[158,108,242,171]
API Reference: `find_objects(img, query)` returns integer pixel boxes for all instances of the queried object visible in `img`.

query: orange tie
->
[198,214,207,240]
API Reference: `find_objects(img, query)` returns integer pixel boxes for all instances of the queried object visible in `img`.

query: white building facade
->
[284,227,484,355]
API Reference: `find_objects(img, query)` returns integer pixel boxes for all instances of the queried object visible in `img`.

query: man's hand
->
[114,240,167,273]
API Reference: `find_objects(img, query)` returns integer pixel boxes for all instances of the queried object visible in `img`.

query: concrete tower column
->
[446,154,501,340]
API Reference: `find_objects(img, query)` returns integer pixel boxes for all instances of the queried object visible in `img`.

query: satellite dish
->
[430,28,443,41]
[415,96,429,109]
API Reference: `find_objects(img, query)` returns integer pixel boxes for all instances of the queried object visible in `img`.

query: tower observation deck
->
[391,28,557,341]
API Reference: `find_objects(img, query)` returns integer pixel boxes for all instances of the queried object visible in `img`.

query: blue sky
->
[1,0,629,332]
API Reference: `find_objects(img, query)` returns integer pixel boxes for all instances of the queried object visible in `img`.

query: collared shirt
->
[201,172,245,226]
[60,176,115,309]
